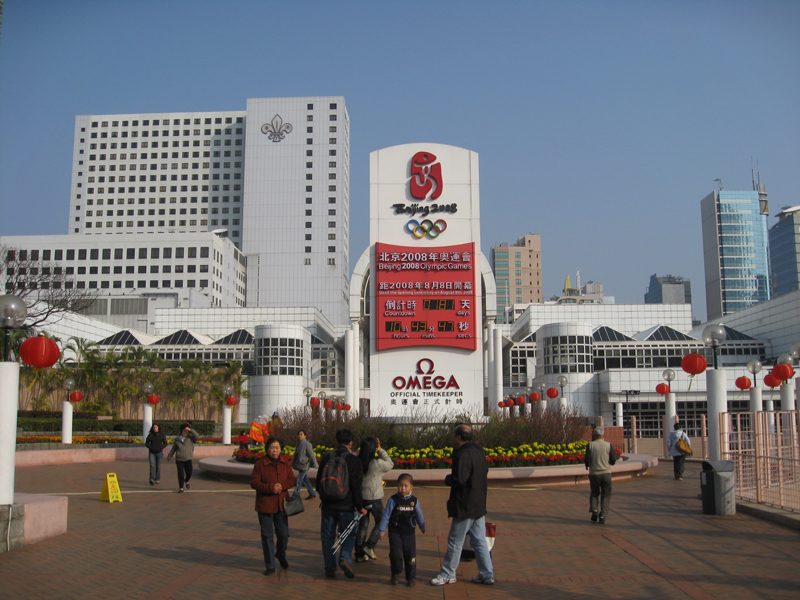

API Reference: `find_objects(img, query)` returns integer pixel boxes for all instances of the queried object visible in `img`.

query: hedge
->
[16,419,216,436]
[18,410,102,420]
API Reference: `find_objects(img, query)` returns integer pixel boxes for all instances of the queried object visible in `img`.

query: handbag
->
[676,434,693,457]
[283,494,305,517]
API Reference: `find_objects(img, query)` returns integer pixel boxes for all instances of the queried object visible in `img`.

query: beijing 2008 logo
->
[409,152,442,200]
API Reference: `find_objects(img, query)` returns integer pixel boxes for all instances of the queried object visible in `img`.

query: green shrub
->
[16,418,215,436]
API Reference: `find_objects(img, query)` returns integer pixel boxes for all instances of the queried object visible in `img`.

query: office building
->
[769,205,800,297]
[644,273,692,305]
[701,186,771,321]
[490,234,542,323]
[66,97,350,325]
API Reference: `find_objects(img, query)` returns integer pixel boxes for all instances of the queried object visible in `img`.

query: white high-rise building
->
[65,96,350,325]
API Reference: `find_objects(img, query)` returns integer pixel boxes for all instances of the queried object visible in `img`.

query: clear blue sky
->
[1,0,798,322]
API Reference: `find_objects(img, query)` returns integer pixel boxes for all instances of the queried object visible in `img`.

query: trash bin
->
[700,460,736,515]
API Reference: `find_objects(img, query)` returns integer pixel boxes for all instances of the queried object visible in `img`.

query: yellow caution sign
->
[100,473,123,503]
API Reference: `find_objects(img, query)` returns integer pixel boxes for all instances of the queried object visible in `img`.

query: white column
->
[749,386,762,413]
[706,369,728,461]
[780,378,796,411]
[344,329,354,409]
[665,392,677,426]
[142,403,153,440]
[559,394,568,410]
[540,399,547,414]
[351,322,360,409]
[222,405,232,445]
[493,327,503,415]
[615,402,623,427]
[61,400,73,444]
[0,363,20,505]
[487,322,495,409]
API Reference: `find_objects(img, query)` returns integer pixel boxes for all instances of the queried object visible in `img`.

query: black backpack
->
[318,450,350,501]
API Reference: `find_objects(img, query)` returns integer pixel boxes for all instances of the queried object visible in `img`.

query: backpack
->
[318,450,350,501]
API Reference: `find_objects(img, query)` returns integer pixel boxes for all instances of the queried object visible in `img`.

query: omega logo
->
[391,359,460,390]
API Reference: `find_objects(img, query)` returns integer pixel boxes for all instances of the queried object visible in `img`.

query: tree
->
[1,245,100,328]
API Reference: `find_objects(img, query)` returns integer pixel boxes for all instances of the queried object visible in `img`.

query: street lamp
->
[303,386,313,405]
[0,294,27,362]
[556,375,569,410]
[702,324,727,369]
[747,359,762,385]
[62,377,76,445]
[662,369,676,391]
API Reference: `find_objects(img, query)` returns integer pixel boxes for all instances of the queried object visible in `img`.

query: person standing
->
[145,423,168,485]
[584,426,618,524]
[166,423,199,493]
[316,429,366,579]
[269,411,284,438]
[667,422,691,480]
[378,473,425,587]
[289,429,318,501]
[430,424,494,586]
[251,436,297,575]
[355,437,393,562]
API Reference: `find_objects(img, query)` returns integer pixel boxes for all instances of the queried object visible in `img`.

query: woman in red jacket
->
[250,436,297,575]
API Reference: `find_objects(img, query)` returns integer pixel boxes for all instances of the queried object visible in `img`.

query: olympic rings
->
[405,219,447,239]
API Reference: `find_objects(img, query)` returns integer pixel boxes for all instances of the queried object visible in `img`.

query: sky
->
[1,0,798,322]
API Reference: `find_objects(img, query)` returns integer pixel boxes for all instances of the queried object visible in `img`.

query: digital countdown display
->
[375,242,476,351]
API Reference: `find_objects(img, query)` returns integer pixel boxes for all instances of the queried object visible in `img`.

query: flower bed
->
[231,441,620,469]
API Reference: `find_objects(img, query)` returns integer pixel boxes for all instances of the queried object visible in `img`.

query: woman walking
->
[145,424,168,485]
[667,422,692,480]
[289,429,318,500]
[251,436,297,575]
[355,437,393,562]
[166,423,199,493]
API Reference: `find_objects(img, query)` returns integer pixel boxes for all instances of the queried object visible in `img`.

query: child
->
[237,430,249,451]
[379,473,425,586]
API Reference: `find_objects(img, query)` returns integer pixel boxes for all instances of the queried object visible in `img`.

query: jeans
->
[589,473,612,517]
[355,499,384,556]
[291,470,316,499]
[438,516,493,580]
[148,452,162,481]
[320,509,357,572]
[176,459,193,489]
[389,529,416,580]
[258,511,289,569]
[673,455,686,479]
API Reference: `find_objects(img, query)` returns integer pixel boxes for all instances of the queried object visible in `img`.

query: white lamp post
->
[776,353,796,411]
[62,378,76,445]
[747,360,763,412]
[538,382,547,413]
[0,295,27,505]
[703,324,727,461]
[222,385,234,445]
[142,382,155,440]
[556,375,569,410]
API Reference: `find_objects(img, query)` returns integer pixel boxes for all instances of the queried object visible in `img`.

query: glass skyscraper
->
[701,188,771,321]
[769,205,800,297]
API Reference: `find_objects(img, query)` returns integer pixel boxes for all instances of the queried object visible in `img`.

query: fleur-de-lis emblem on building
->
[261,115,293,142]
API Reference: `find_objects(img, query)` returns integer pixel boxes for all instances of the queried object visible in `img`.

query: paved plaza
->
[2,459,799,600]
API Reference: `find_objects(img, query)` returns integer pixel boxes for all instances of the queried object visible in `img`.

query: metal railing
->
[722,411,800,511]
[627,415,709,459]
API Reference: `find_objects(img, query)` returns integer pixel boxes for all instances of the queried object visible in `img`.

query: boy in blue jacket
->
[379,473,425,587]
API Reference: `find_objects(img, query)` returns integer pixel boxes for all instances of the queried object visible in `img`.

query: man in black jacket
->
[431,423,495,586]
[316,429,366,579]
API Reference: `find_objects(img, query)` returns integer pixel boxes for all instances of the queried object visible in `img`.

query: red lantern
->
[226,395,238,406]
[681,353,707,375]
[655,383,670,396]
[310,397,320,408]
[69,391,83,403]
[546,387,559,399]
[335,402,344,411]
[147,394,160,405]
[343,404,351,411]
[498,401,504,408]
[323,399,333,409]
[735,376,752,391]
[20,336,61,368]
[763,373,781,389]
[773,363,794,381]
[516,395,525,405]
[529,392,540,402]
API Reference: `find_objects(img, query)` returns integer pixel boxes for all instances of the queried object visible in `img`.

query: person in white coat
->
[667,422,691,480]
[355,437,393,562]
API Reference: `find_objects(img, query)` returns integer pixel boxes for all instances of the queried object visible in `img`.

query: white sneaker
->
[430,575,457,586]
[364,547,377,560]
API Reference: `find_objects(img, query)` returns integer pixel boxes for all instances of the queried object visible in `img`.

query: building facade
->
[64,97,350,326]
[769,205,800,298]
[490,234,542,323]
[644,273,692,305]
[701,187,771,321]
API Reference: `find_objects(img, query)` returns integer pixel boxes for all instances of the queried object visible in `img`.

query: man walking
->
[584,426,617,524]
[316,429,366,579]
[431,423,495,586]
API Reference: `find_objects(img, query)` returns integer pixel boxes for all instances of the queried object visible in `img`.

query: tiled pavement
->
[2,459,799,599]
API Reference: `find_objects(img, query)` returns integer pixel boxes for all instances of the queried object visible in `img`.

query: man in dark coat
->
[316,429,366,579]
[430,423,495,586]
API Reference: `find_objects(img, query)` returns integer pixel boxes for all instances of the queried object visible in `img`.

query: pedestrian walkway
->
[1,459,799,599]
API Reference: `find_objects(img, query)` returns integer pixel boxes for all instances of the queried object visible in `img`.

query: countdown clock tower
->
[366,144,484,418]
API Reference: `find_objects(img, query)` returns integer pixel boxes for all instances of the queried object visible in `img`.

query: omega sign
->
[392,359,460,391]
